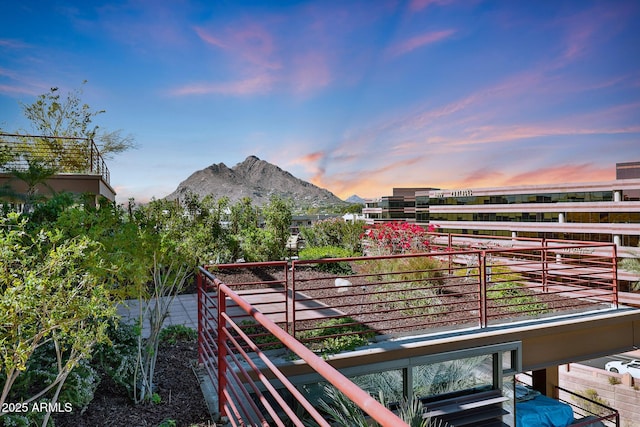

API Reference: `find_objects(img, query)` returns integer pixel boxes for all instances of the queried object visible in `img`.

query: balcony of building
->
[0,133,115,205]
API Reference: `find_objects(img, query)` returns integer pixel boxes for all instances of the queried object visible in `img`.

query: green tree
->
[262,195,293,260]
[20,82,136,159]
[300,217,365,254]
[2,158,59,213]
[128,198,204,403]
[229,197,259,261]
[235,196,293,262]
[0,213,116,425]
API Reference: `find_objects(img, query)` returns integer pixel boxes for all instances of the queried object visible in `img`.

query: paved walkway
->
[117,289,344,338]
[117,294,200,338]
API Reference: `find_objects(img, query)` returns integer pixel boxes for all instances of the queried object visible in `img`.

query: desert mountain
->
[345,194,365,204]
[165,155,346,207]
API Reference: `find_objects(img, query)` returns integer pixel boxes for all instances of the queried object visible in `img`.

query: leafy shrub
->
[361,222,437,255]
[299,217,365,254]
[0,341,100,426]
[159,324,197,344]
[299,246,355,274]
[487,282,549,315]
[235,320,284,351]
[298,317,374,356]
[92,321,139,399]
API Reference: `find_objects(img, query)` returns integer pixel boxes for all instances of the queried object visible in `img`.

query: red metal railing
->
[198,239,619,425]
[198,267,409,426]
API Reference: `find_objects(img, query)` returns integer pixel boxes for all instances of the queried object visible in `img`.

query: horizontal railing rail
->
[198,266,409,426]
[0,133,110,184]
[198,241,619,425]
[556,385,620,427]
[516,373,619,426]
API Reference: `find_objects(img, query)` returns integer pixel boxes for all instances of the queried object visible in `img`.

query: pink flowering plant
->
[361,222,437,255]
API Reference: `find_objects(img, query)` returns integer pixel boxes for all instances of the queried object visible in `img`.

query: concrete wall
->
[560,363,640,427]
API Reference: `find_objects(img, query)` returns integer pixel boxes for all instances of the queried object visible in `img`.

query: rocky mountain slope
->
[165,155,346,207]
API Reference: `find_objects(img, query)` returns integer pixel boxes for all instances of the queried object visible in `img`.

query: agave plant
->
[315,386,450,427]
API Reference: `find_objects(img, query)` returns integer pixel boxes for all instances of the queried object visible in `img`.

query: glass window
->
[412,354,494,400]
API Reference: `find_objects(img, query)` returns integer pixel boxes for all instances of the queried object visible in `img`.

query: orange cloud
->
[505,164,614,186]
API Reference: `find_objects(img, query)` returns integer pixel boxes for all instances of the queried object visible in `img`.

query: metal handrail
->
[198,241,619,425]
[198,267,409,426]
[555,385,620,427]
[0,133,110,184]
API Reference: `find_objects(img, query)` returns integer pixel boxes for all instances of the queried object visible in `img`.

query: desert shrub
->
[297,317,374,356]
[299,246,355,275]
[487,282,549,315]
[159,324,197,344]
[233,320,284,351]
[360,255,445,292]
[572,388,611,417]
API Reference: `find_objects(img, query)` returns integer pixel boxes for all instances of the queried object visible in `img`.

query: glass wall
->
[297,342,521,426]
[429,191,614,206]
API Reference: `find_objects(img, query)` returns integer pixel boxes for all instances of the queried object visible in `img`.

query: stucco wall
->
[560,363,640,427]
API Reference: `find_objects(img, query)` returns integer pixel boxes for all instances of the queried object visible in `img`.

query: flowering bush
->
[361,222,437,255]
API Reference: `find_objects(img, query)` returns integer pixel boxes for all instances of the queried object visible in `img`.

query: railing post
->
[284,261,290,335]
[542,245,548,293]
[197,271,204,364]
[448,233,453,274]
[217,286,227,417]
[479,251,487,328]
[291,262,297,338]
[89,138,95,173]
[612,244,618,308]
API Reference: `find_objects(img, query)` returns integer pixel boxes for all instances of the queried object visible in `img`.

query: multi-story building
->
[364,163,640,292]
[616,160,640,180]
[363,187,436,223]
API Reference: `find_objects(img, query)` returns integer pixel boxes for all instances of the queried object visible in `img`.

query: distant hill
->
[345,194,365,204]
[165,155,347,207]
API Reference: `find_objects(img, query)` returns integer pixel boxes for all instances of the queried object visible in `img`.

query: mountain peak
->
[165,156,346,208]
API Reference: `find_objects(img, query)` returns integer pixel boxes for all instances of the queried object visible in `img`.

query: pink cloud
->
[409,0,455,13]
[386,29,456,57]
[194,27,226,49]
[0,84,39,96]
[290,52,332,95]
[170,75,275,96]
[195,24,281,71]
[550,3,636,69]
[0,39,30,49]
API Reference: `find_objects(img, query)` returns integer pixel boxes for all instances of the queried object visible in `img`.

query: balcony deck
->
[0,133,115,201]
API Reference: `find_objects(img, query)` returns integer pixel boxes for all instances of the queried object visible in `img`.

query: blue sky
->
[1,0,639,203]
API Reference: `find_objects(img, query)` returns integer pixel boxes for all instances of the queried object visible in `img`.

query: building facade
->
[364,165,640,291]
[362,187,436,222]
[415,178,640,251]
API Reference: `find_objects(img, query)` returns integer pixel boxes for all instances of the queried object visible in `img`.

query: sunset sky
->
[1,0,639,202]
